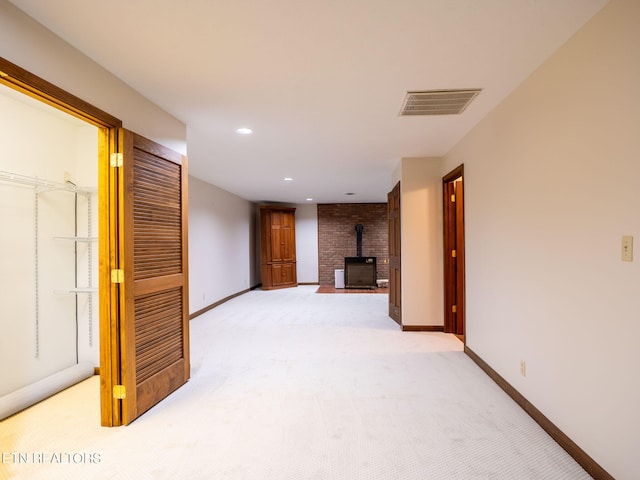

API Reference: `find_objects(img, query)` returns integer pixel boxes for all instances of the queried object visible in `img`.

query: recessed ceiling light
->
[306,198,313,201]
[283,177,293,181]
[236,127,253,135]
[345,192,356,196]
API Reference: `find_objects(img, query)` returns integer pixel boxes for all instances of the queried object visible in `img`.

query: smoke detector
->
[400,89,481,116]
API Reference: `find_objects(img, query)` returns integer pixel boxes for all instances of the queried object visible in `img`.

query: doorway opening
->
[0,58,123,426]
[443,165,465,341]
[0,65,111,420]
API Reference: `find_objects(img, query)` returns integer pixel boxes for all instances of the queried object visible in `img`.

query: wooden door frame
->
[1,57,124,426]
[443,164,465,339]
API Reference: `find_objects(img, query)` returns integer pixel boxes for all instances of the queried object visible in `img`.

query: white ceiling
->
[10,0,608,204]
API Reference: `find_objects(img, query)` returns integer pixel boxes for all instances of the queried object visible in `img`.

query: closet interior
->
[0,82,99,420]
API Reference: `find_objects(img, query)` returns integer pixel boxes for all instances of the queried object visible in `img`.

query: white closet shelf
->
[54,236,98,242]
[0,170,95,195]
[55,288,98,294]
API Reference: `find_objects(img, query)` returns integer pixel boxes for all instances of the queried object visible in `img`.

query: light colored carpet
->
[0,286,591,479]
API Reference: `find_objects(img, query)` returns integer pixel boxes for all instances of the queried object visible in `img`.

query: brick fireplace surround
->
[317,203,388,285]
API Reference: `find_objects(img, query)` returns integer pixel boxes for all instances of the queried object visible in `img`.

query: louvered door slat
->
[133,154,182,282]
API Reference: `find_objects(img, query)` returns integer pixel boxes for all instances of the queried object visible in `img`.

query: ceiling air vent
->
[399,89,481,116]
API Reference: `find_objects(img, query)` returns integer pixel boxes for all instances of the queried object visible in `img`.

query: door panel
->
[281,226,295,262]
[388,182,401,325]
[271,227,283,262]
[271,263,295,287]
[270,210,283,262]
[269,210,295,262]
[443,181,456,333]
[108,128,189,425]
[455,181,465,335]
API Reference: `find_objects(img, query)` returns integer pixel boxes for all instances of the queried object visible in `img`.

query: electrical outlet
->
[520,360,526,377]
[622,235,633,262]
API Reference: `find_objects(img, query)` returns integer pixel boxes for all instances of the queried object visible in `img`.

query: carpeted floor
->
[0,286,592,479]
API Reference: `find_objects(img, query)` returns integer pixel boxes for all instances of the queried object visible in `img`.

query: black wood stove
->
[344,224,377,289]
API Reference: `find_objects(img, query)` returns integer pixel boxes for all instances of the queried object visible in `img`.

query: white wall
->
[188,176,253,313]
[0,0,186,154]
[440,0,639,477]
[293,204,319,284]
[399,158,443,327]
[391,161,402,189]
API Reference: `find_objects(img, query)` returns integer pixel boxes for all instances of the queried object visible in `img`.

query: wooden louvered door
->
[116,129,189,425]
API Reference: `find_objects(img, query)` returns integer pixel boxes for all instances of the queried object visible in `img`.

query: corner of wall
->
[400,157,444,326]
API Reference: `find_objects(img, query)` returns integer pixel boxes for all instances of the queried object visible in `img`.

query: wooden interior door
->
[388,182,401,325]
[102,128,190,425]
[454,180,465,335]
[443,166,465,337]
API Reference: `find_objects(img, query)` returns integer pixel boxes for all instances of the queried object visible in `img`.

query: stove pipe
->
[355,224,364,257]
